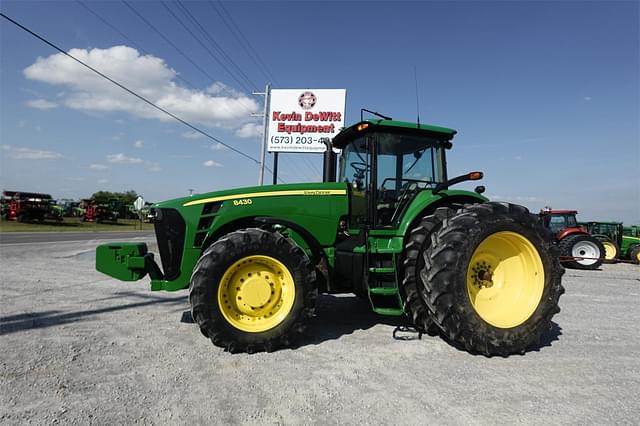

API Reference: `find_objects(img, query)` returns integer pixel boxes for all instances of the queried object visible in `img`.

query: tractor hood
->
[151,182,348,210]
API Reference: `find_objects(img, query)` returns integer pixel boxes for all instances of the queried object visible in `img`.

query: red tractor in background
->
[539,209,604,270]
[1,191,52,223]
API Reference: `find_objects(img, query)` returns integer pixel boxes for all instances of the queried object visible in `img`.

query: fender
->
[254,216,324,265]
[558,227,589,241]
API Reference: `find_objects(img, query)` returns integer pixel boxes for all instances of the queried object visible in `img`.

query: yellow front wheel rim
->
[467,231,545,328]
[602,242,616,260]
[218,255,295,333]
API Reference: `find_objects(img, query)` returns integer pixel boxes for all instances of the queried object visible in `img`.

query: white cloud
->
[203,159,223,168]
[583,96,592,101]
[134,139,144,148]
[210,143,227,151]
[236,122,263,138]
[146,162,161,172]
[107,153,143,164]
[89,163,108,170]
[26,99,58,109]
[491,195,539,203]
[64,177,85,181]
[97,178,109,184]
[112,133,123,141]
[2,144,64,160]
[24,46,259,129]
[182,131,205,140]
[18,120,27,128]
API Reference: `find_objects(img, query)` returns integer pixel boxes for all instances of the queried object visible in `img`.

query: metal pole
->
[257,83,271,185]
[272,152,279,185]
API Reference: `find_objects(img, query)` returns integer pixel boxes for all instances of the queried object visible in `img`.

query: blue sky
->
[1,1,638,223]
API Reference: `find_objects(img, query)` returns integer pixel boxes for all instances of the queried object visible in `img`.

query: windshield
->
[377,132,444,190]
[548,214,578,233]
[339,132,445,189]
[339,137,369,190]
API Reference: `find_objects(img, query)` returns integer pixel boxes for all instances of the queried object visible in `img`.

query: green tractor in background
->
[96,118,564,356]
[46,200,64,222]
[624,225,640,238]
[580,221,640,264]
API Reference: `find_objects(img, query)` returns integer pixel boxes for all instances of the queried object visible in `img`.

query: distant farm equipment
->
[1,191,55,223]
[539,209,604,270]
[581,221,640,264]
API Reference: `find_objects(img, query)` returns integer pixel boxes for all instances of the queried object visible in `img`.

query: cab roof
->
[332,119,457,149]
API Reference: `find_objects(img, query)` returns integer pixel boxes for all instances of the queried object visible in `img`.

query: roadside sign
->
[267,89,346,153]
[134,196,144,211]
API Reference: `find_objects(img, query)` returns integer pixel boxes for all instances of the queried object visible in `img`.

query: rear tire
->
[558,234,604,270]
[420,202,565,356]
[189,228,317,353]
[403,206,461,336]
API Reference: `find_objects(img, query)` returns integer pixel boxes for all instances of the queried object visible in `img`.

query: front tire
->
[189,228,317,353]
[629,245,640,265]
[599,238,619,263]
[420,202,565,356]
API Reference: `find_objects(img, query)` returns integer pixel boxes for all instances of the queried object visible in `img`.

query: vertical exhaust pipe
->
[322,139,336,182]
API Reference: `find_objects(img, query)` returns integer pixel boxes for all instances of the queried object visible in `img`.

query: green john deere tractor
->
[624,225,640,238]
[581,221,640,264]
[96,118,565,356]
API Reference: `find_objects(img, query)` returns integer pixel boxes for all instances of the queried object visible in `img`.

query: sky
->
[0,1,638,223]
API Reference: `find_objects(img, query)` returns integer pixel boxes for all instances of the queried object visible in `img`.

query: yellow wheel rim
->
[217,255,295,333]
[466,231,545,329]
[602,242,616,260]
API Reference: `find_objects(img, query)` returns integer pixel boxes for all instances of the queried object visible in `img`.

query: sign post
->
[134,196,144,230]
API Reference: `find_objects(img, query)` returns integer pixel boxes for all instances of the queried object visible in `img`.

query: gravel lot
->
[1,236,639,425]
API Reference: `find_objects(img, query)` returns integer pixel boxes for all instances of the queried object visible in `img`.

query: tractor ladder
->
[361,236,405,315]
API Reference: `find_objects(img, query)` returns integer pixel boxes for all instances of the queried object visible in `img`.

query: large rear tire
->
[189,228,317,353]
[599,238,619,263]
[420,202,565,356]
[558,234,604,270]
[403,206,460,336]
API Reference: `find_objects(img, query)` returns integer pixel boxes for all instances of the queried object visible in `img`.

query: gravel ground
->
[1,237,639,425]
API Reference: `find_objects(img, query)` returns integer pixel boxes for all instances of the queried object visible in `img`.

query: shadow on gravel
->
[0,293,187,336]
[532,321,563,352]
[293,294,408,348]
[443,321,563,357]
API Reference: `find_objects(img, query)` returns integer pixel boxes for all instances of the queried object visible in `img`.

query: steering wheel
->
[350,161,369,173]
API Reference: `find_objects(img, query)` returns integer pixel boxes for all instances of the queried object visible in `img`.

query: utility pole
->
[252,83,271,185]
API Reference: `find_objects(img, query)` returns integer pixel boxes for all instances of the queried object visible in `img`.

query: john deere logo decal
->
[298,91,316,110]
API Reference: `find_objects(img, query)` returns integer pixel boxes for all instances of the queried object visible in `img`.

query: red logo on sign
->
[298,91,316,110]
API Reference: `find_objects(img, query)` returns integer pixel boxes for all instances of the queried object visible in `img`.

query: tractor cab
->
[539,209,586,240]
[333,119,458,228]
[581,221,640,262]
[581,221,623,245]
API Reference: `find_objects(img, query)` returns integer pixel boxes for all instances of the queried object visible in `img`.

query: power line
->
[160,0,254,94]
[120,0,268,154]
[0,12,284,182]
[121,0,220,88]
[174,0,260,92]
[210,1,278,84]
